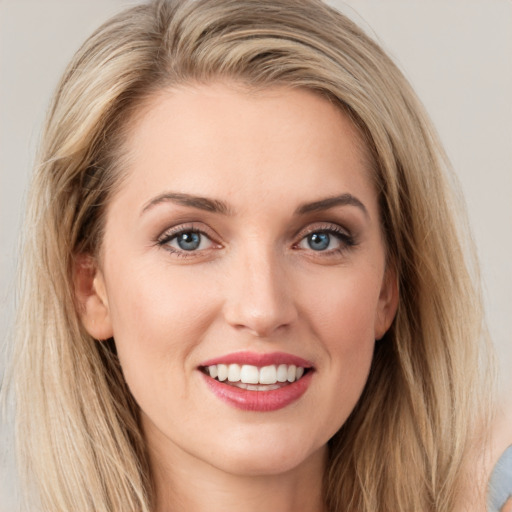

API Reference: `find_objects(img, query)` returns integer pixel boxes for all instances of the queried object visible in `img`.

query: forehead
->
[113,83,377,217]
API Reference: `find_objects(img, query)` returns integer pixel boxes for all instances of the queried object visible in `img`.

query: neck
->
[149,441,327,512]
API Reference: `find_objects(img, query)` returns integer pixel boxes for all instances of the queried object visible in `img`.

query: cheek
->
[299,267,381,420]
[107,253,216,335]
[303,265,382,346]
[102,257,220,396]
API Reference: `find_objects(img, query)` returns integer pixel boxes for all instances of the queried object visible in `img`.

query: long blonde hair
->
[11,0,492,510]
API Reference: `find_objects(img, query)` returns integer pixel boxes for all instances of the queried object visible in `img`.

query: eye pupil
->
[177,232,201,251]
[308,232,330,251]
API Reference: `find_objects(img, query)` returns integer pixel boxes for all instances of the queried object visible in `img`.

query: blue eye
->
[307,232,331,251]
[296,227,354,254]
[176,231,201,251]
[158,228,214,254]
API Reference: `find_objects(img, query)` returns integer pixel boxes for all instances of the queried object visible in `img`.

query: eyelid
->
[294,222,353,240]
[293,222,357,253]
[156,222,222,255]
[154,221,356,258]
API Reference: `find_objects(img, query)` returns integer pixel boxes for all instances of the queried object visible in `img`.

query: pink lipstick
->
[198,351,314,412]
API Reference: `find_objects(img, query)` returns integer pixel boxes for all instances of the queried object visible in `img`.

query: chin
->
[204,428,327,477]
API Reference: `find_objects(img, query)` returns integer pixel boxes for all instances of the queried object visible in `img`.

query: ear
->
[74,254,113,341]
[374,264,399,340]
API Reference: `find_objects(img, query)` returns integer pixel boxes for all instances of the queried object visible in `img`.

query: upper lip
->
[199,351,314,369]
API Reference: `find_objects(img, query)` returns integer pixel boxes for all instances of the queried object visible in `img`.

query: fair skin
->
[77,83,398,512]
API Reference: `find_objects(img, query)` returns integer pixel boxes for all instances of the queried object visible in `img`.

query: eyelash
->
[156,223,356,259]
[294,224,356,256]
[156,224,219,258]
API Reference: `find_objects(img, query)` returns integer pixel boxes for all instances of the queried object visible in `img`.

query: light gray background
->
[1,1,511,509]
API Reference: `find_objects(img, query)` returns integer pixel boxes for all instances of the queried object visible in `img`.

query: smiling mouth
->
[200,363,310,391]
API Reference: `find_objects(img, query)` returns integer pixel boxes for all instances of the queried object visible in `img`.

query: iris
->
[307,232,330,251]
[177,232,201,251]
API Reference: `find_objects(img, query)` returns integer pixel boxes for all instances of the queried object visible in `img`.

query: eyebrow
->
[141,192,232,216]
[141,191,368,218]
[295,193,368,217]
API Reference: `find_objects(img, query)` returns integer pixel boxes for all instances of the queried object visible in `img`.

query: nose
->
[222,246,298,338]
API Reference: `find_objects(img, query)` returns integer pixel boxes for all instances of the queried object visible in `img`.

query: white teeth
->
[287,364,297,383]
[259,365,277,385]
[231,382,281,391]
[217,364,228,382]
[227,364,241,382]
[209,365,218,379]
[240,365,259,384]
[205,363,307,385]
[276,364,288,382]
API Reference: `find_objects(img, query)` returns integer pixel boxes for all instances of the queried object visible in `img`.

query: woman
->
[9,0,508,510]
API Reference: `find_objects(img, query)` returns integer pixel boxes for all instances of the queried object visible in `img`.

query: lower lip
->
[201,371,313,412]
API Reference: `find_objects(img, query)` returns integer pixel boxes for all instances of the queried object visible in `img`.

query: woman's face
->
[80,83,397,478]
